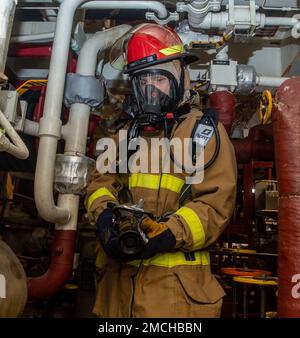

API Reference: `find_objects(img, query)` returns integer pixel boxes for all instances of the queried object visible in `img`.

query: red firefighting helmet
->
[123,23,199,74]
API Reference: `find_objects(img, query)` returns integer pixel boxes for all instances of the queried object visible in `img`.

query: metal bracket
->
[176,1,221,16]
[145,11,179,25]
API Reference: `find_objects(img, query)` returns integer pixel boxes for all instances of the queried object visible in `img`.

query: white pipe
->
[0,109,29,159]
[190,10,299,30]
[63,25,131,155]
[35,0,132,225]
[0,0,17,73]
[57,0,169,19]
[55,194,80,231]
[257,76,290,87]
[35,0,90,225]
[10,33,55,43]
[265,17,299,27]
[23,119,39,137]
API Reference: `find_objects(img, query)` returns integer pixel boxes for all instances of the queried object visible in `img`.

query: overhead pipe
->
[0,0,17,73]
[183,9,299,30]
[57,0,169,19]
[29,22,131,301]
[273,77,300,318]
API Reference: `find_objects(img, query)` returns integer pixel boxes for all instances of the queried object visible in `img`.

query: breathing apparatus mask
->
[130,62,184,126]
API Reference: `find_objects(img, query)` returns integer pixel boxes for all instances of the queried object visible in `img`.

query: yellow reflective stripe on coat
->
[129,173,184,194]
[175,206,206,249]
[159,44,184,56]
[129,173,160,190]
[87,187,116,211]
[160,174,184,194]
[127,251,210,268]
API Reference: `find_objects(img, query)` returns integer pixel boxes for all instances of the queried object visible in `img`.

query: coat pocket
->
[173,268,225,317]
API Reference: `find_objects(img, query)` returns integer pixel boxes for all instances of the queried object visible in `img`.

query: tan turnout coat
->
[85,106,237,318]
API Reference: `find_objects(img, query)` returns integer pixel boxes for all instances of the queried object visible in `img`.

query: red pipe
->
[273,77,300,317]
[27,230,76,301]
[232,124,274,163]
[209,91,236,134]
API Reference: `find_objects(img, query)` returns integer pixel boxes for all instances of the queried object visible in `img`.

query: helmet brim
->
[123,52,199,74]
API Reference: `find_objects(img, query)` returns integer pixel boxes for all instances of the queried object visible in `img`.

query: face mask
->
[131,68,180,125]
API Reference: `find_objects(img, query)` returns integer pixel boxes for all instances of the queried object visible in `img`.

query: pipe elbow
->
[27,230,76,301]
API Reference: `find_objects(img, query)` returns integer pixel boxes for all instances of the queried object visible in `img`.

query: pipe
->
[0,0,17,73]
[23,119,39,137]
[30,20,131,300]
[209,91,236,135]
[262,0,300,11]
[34,0,166,225]
[188,10,299,30]
[57,0,169,19]
[63,25,131,155]
[273,77,300,317]
[0,109,29,159]
[257,76,290,88]
[34,0,94,225]
[10,33,55,43]
[27,230,76,301]
[232,124,274,164]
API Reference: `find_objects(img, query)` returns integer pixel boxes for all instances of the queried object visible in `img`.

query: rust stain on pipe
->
[273,77,300,317]
[27,230,76,301]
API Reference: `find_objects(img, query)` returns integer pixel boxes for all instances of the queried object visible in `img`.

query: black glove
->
[96,207,121,260]
[138,217,176,259]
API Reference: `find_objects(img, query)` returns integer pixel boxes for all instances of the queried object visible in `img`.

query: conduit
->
[273,77,300,318]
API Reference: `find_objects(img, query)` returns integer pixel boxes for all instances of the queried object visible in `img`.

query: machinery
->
[0,0,300,318]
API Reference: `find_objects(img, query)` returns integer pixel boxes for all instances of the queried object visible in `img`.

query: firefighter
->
[85,23,237,318]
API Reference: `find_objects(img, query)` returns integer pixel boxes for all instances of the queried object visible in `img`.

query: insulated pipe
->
[34,0,86,225]
[34,0,170,225]
[209,91,236,135]
[257,76,290,88]
[0,109,29,159]
[273,77,300,317]
[57,0,169,19]
[232,124,274,163]
[0,0,17,73]
[27,230,76,301]
[63,24,131,155]
[29,23,131,301]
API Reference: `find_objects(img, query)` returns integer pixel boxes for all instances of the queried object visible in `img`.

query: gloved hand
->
[96,207,121,260]
[138,217,176,259]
